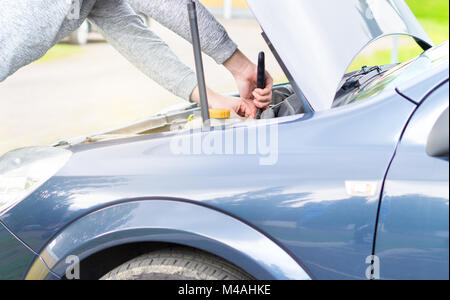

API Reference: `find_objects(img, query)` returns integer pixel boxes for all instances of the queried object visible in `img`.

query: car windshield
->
[334,41,449,107]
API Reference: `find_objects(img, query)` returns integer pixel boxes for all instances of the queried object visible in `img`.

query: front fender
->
[26,199,311,280]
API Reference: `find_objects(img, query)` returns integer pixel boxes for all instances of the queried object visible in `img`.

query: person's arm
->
[126,0,272,108]
[0,0,72,82]
[89,0,198,101]
[127,0,237,65]
[88,0,256,117]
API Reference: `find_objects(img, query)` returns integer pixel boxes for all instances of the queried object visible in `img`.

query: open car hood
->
[247,0,433,111]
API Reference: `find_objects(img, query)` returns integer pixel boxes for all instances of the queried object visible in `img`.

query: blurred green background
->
[406,0,449,43]
[349,0,449,70]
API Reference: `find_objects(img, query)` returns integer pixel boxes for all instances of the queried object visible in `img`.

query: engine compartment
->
[260,85,305,119]
[54,65,391,147]
[52,84,300,146]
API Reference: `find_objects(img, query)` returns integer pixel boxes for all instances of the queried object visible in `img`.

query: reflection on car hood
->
[247,0,433,111]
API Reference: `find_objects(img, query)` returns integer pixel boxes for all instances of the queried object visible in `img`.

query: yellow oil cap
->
[209,109,231,119]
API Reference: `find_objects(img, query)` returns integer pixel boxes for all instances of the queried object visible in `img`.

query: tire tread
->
[101,247,252,280]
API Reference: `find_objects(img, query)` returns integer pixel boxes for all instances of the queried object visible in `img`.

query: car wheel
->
[68,21,89,45]
[100,248,253,280]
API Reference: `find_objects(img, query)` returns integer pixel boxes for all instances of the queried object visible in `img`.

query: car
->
[66,5,151,45]
[0,0,448,280]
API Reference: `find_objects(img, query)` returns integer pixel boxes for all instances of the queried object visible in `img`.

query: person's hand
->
[226,97,258,119]
[190,87,257,119]
[208,92,258,119]
[224,50,273,109]
[236,67,273,109]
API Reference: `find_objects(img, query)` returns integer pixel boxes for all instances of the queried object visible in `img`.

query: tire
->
[100,248,253,280]
[68,21,89,45]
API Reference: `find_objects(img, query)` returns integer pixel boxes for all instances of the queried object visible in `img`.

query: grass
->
[420,18,450,44]
[406,0,449,22]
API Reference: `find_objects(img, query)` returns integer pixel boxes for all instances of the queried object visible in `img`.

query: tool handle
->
[257,52,266,89]
[256,52,266,119]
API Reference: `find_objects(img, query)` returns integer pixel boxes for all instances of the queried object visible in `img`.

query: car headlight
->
[0,147,72,215]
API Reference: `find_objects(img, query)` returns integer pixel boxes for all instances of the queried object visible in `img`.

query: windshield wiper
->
[335,65,396,98]
[333,64,398,107]
[342,66,381,89]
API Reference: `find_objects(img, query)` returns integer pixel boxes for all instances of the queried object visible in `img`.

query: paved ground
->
[0,18,284,156]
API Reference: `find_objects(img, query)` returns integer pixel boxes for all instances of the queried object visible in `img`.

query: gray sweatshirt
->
[0,0,237,100]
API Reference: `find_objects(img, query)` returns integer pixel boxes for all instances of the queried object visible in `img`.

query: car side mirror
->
[427,107,449,158]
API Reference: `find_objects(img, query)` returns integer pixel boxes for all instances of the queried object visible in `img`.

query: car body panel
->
[29,200,311,280]
[396,42,450,103]
[247,0,432,111]
[2,91,417,279]
[0,221,37,280]
[375,82,449,280]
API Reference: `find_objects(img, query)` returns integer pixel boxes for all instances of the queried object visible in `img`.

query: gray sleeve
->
[0,0,72,82]
[89,0,198,101]
[127,0,238,64]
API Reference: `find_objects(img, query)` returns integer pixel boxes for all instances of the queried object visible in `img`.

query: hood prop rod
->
[188,0,210,127]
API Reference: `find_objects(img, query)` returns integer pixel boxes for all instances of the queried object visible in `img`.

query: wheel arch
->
[74,242,255,280]
[25,199,311,280]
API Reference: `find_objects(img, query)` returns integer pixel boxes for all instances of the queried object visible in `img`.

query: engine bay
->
[53,64,395,147]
